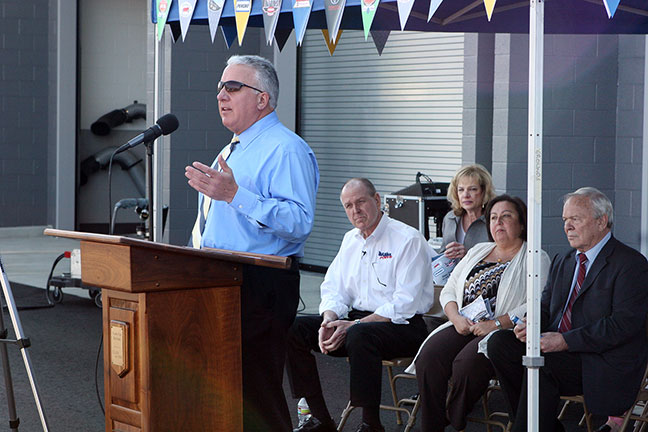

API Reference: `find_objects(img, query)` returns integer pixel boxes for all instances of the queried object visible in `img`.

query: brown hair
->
[485,194,527,241]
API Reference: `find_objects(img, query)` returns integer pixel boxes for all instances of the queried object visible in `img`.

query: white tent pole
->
[641,35,648,258]
[153,30,163,242]
[526,1,544,431]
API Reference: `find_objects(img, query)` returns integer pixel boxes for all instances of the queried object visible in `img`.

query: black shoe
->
[293,416,337,432]
[354,422,385,432]
[595,425,612,432]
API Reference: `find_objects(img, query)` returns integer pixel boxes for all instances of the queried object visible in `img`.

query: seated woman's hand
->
[450,315,474,335]
[444,241,467,259]
[470,320,497,337]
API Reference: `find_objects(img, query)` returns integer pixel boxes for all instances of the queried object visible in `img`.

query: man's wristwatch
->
[354,319,361,325]
[494,318,503,330]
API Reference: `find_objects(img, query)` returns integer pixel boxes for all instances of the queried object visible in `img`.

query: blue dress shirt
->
[199,111,320,257]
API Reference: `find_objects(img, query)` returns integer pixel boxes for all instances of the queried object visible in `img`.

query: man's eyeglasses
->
[217,80,264,94]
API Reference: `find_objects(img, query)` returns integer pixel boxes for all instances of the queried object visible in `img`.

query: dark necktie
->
[558,253,588,333]
[190,136,239,248]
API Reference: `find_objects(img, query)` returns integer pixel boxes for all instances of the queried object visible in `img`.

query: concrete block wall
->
[0,0,49,227]
[491,34,529,201]
[614,35,644,251]
[166,26,272,245]
[462,33,494,170]
[542,34,620,256]
[47,0,57,225]
[487,34,629,258]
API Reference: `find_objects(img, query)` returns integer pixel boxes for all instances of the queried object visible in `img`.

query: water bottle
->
[297,397,311,427]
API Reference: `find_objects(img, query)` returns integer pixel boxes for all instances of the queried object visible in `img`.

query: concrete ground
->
[0,227,599,431]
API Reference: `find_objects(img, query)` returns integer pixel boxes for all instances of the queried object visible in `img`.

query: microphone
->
[114,198,148,210]
[114,113,179,155]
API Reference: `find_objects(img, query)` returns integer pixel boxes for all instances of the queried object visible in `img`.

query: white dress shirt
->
[318,214,435,324]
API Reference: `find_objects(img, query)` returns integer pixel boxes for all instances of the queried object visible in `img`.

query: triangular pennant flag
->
[483,0,496,21]
[361,0,380,40]
[235,0,253,45]
[178,0,197,41]
[262,0,283,45]
[156,0,173,41]
[221,25,238,48]
[207,0,225,42]
[428,0,442,21]
[603,0,620,18]
[370,29,390,55]
[292,0,313,45]
[321,29,342,55]
[274,28,293,52]
[396,0,415,30]
[324,0,346,41]
[170,21,182,42]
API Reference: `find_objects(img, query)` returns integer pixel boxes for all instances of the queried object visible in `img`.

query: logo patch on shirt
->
[378,251,392,259]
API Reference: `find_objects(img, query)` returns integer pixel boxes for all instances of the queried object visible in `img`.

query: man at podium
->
[185,55,320,431]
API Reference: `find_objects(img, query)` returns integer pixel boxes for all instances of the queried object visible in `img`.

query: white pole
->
[526,1,544,431]
[640,35,648,258]
[153,27,163,242]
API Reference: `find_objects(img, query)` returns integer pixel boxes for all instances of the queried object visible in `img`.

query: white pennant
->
[178,0,197,41]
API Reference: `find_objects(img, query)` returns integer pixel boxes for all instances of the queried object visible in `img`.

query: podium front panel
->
[104,286,242,432]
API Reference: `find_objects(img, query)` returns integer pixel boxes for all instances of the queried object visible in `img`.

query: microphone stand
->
[144,140,154,241]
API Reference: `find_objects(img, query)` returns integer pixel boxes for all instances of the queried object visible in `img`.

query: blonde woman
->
[441,164,496,259]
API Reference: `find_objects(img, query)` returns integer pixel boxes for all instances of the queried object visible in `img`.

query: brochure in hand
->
[459,294,495,322]
[431,254,459,286]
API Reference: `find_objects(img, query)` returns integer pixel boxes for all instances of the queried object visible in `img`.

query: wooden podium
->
[44,229,291,432]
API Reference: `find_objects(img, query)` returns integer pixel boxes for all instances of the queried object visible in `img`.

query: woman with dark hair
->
[406,195,550,432]
[441,164,496,259]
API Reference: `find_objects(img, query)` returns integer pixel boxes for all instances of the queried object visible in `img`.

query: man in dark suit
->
[487,187,648,432]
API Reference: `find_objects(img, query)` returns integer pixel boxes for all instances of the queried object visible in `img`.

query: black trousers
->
[487,330,583,432]
[414,326,495,432]
[285,310,428,410]
[240,262,300,432]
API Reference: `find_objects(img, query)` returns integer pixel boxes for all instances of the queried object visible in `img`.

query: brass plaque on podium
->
[110,320,129,377]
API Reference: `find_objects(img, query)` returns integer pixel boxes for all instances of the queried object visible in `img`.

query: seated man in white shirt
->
[286,177,435,432]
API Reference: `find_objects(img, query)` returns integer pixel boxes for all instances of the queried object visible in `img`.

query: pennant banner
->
[428,0,442,21]
[262,0,283,44]
[324,0,346,41]
[170,21,182,41]
[221,24,238,48]
[235,0,252,45]
[274,27,293,52]
[603,0,620,18]
[483,0,496,21]
[179,0,197,41]
[396,0,414,30]
[361,0,380,40]
[207,0,225,42]
[292,0,312,45]
[371,29,389,55]
[321,29,342,55]
[156,0,173,41]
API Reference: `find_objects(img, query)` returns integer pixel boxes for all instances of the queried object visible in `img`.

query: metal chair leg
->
[385,365,403,425]
[337,401,355,432]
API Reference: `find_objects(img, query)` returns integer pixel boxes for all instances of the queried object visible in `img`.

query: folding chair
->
[558,395,593,432]
[466,379,512,432]
[337,357,420,432]
[619,349,648,430]
[337,294,444,431]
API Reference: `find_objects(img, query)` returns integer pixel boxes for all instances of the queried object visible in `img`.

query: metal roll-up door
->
[299,30,465,268]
